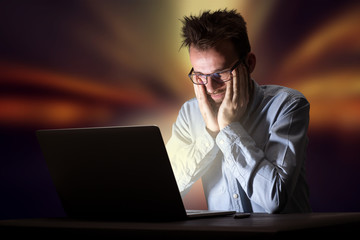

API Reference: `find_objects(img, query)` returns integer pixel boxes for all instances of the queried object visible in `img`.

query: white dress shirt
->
[166,80,311,213]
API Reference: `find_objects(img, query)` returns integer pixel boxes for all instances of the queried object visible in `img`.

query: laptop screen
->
[36,125,187,221]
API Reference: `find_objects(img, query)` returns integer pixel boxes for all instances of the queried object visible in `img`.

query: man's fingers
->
[194,84,205,101]
[194,84,220,133]
[232,66,239,104]
[224,78,233,104]
[193,84,199,98]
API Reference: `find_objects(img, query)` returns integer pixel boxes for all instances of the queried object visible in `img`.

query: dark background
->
[1,0,360,219]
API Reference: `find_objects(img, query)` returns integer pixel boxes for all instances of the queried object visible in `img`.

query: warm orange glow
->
[273,5,360,81]
[270,5,360,132]
[0,63,158,107]
[0,62,166,128]
[0,96,111,127]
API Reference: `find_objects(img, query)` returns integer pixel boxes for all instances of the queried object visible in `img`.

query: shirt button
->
[219,140,224,145]
[233,193,239,199]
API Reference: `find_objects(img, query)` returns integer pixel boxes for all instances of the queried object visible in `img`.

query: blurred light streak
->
[79,1,188,102]
[0,62,163,128]
[269,4,360,132]
[245,0,280,45]
[290,70,360,131]
[78,2,151,74]
[0,62,157,106]
[274,4,360,80]
[0,96,111,128]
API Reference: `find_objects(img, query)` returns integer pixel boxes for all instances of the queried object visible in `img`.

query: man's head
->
[181,9,251,61]
[181,9,255,107]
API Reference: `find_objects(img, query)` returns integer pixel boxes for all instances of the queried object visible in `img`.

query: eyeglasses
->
[188,60,241,85]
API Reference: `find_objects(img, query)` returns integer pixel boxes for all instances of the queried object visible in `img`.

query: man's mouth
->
[208,90,226,101]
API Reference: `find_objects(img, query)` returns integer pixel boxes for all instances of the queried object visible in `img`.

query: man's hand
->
[194,63,250,136]
[218,64,250,130]
[194,83,220,136]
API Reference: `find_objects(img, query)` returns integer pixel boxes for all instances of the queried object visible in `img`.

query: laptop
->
[36,125,235,221]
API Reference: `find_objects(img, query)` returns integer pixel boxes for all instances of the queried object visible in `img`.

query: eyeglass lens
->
[192,71,232,84]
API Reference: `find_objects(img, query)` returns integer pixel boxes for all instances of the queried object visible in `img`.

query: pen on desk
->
[234,213,251,219]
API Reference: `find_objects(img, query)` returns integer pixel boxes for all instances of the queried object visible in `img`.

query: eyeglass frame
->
[188,60,242,85]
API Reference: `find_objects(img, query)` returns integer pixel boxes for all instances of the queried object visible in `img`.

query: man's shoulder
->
[185,97,198,104]
[255,84,309,117]
[260,84,307,103]
[176,98,204,125]
[177,97,200,116]
[181,97,199,109]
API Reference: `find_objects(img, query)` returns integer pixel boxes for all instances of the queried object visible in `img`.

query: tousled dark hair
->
[181,9,251,59]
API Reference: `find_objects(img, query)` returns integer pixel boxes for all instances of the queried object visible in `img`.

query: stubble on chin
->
[206,94,222,114]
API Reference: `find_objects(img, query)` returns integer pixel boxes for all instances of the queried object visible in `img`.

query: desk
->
[1,213,360,239]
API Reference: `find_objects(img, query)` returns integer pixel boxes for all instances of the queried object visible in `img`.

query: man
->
[166,9,311,213]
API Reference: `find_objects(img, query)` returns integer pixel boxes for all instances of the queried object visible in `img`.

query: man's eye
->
[211,73,222,80]
[213,73,221,77]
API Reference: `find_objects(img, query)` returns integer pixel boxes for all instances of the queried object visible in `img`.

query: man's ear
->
[246,52,256,73]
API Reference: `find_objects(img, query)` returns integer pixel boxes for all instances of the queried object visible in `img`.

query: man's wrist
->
[206,127,219,138]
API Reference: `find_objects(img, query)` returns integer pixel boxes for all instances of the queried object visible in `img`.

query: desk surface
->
[1,212,360,239]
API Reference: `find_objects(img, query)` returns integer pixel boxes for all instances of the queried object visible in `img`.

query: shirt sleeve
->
[216,97,310,213]
[166,103,220,197]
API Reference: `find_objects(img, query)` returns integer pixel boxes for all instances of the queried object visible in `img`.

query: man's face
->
[189,40,238,108]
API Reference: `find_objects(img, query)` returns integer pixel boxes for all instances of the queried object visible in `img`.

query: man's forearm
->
[167,128,220,196]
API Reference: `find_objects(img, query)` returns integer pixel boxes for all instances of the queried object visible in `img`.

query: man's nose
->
[206,76,223,93]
